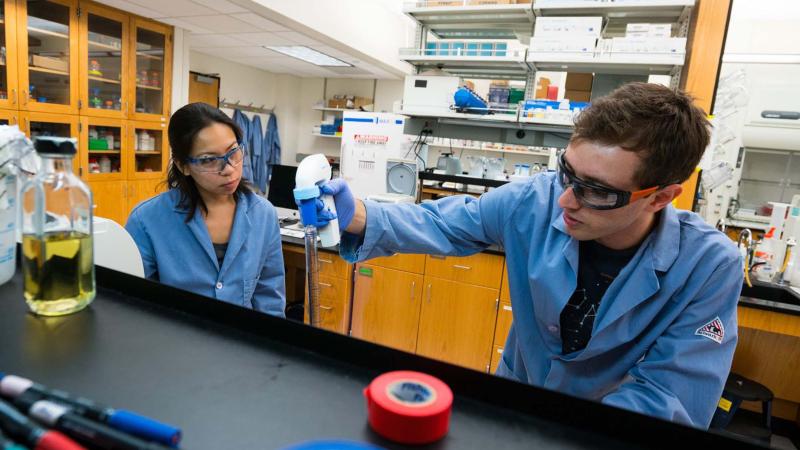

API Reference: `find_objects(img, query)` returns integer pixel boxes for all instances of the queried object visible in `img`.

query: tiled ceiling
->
[95,0,401,79]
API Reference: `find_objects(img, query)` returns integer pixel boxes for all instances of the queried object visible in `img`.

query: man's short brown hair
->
[570,82,710,188]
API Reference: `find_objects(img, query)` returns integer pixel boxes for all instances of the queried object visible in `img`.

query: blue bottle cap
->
[108,410,182,448]
[280,440,385,450]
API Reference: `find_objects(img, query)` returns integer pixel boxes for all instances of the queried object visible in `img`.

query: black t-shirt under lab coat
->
[560,240,640,355]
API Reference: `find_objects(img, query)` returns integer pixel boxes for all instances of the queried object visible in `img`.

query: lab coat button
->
[548,325,558,333]
[215,282,223,290]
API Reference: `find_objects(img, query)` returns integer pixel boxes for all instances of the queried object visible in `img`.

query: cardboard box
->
[534,16,603,37]
[327,96,347,109]
[529,36,597,53]
[516,0,532,3]
[534,77,551,99]
[29,55,68,72]
[352,96,373,109]
[565,73,593,91]
[565,89,591,102]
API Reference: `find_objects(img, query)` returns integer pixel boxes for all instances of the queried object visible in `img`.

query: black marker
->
[24,398,172,450]
[0,373,180,447]
[0,398,85,450]
[0,429,26,450]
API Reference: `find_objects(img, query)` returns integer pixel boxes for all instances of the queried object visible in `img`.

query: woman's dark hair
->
[167,102,251,221]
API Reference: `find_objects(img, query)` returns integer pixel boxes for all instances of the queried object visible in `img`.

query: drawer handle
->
[426,284,432,303]
[503,305,512,311]
[410,281,415,300]
[319,282,332,288]
[319,258,333,264]
[319,305,333,311]
[430,255,446,260]
[10,89,16,105]
[453,264,472,270]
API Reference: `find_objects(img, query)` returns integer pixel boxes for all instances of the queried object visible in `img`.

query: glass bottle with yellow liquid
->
[21,137,95,316]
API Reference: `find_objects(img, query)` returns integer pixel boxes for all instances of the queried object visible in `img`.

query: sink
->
[740,282,800,313]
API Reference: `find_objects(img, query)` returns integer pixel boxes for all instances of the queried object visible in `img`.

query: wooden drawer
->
[317,251,351,279]
[490,345,504,374]
[369,253,426,274]
[424,253,504,289]
[493,300,513,348]
[305,274,349,334]
[500,265,511,302]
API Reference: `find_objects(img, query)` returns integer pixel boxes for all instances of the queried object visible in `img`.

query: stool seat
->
[724,373,773,402]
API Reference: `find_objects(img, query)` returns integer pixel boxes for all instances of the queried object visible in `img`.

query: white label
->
[0,375,34,397]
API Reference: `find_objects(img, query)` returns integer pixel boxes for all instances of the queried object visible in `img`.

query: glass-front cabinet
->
[80,2,127,118]
[79,116,125,181]
[0,0,19,110]
[20,111,80,174]
[17,0,79,114]
[0,108,18,125]
[127,120,167,180]
[130,18,170,122]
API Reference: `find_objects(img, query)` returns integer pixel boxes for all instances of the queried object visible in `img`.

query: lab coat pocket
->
[243,278,258,305]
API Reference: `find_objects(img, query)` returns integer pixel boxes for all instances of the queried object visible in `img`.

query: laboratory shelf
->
[399,48,530,79]
[403,2,534,41]
[526,52,684,75]
[533,0,694,21]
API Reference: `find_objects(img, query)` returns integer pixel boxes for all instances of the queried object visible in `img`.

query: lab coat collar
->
[550,204,681,360]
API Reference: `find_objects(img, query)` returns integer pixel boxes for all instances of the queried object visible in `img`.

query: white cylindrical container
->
[0,173,17,285]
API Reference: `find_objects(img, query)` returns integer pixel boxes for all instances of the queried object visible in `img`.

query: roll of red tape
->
[364,371,453,445]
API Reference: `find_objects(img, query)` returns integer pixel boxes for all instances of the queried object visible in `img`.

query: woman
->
[126,103,285,317]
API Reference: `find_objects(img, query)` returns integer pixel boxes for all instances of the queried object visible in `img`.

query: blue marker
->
[0,373,181,447]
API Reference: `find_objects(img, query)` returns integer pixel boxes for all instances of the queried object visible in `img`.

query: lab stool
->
[710,373,773,445]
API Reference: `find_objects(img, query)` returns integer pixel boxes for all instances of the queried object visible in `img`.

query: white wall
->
[177,50,406,166]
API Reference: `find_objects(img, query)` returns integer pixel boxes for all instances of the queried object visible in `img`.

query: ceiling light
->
[264,46,352,67]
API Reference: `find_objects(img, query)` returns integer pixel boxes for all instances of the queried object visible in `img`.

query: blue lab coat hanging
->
[264,113,281,192]
[232,109,254,183]
[249,114,264,193]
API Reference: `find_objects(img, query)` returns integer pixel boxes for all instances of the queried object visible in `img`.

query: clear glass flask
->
[20,137,95,316]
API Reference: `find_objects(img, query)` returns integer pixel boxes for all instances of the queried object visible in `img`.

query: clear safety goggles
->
[186,145,245,173]
[557,151,659,210]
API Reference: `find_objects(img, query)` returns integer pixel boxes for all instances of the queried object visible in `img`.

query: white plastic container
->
[0,173,17,285]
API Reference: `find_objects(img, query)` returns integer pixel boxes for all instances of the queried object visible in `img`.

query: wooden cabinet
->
[493,300,512,348]
[0,108,18,125]
[489,345,504,374]
[301,249,353,335]
[89,179,126,225]
[127,119,167,180]
[351,263,424,353]
[316,274,350,334]
[79,1,128,119]
[369,253,426,274]
[416,276,499,371]
[129,17,170,122]
[0,1,20,111]
[79,116,125,181]
[20,111,80,173]
[126,178,162,211]
[425,253,504,289]
[16,0,80,114]
[500,265,510,302]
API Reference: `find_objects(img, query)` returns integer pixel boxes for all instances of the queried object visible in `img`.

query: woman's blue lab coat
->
[341,172,742,428]
[126,188,286,317]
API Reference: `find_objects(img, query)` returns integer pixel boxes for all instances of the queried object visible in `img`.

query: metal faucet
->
[716,218,726,233]
[737,228,753,266]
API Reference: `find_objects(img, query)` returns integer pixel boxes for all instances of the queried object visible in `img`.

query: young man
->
[315,83,741,428]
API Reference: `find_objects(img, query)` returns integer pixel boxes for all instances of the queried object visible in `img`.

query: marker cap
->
[108,410,182,448]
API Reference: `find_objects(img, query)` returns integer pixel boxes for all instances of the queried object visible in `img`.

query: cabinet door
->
[79,116,125,182]
[425,253,504,289]
[500,265,510,302]
[128,17,171,122]
[417,277,499,371]
[0,0,19,110]
[126,178,163,214]
[351,264,423,353]
[17,0,79,114]
[20,111,80,175]
[493,300,512,349]
[369,253,426,274]
[127,120,168,180]
[304,274,350,334]
[0,108,18,126]
[79,2,128,119]
[89,179,127,225]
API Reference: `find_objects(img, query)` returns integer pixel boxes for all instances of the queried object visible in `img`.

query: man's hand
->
[320,179,366,235]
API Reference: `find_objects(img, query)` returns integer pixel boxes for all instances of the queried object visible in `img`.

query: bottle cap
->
[34,137,77,156]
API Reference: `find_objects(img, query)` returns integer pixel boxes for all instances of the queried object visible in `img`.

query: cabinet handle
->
[23,118,28,133]
[426,284,432,303]
[22,90,28,106]
[453,264,472,270]
[10,89,16,105]
[430,255,445,260]
[410,281,415,300]
[319,258,333,264]
[319,282,332,288]
[319,305,333,311]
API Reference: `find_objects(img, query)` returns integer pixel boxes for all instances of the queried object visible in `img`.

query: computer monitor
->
[267,164,298,215]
